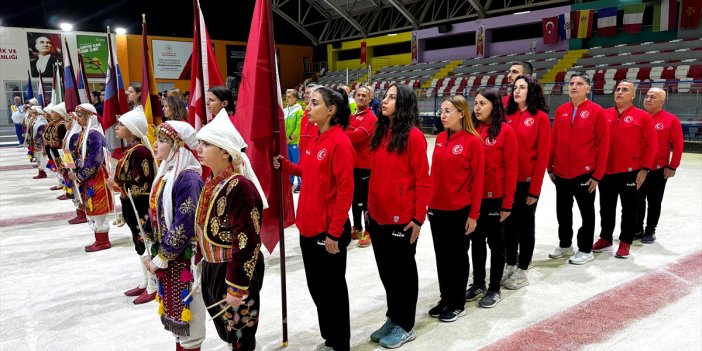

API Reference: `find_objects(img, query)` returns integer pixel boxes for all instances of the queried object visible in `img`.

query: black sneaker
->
[633,230,645,241]
[478,290,501,308]
[642,234,656,244]
[438,308,466,322]
[465,285,486,302]
[428,302,447,318]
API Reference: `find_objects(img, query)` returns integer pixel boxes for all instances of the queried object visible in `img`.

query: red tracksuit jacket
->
[603,105,657,174]
[345,107,377,169]
[548,99,610,181]
[477,122,518,211]
[505,109,551,198]
[284,125,354,238]
[429,129,485,220]
[298,111,319,158]
[651,110,684,170]
[368,127,431,225]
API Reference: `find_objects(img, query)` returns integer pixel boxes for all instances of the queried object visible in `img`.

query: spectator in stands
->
[547,72,609,265]
[465,89,517,309]
[340,85,357,114]
[592,80,657,258]
[504,61,534,106]
[346,85,377,248]
[163,95,188,122]
[206,86,235,118]
[428,95,484,322]
[502,76,551,290]
[92,91,103,115]
[284,89,303,190]
[367,84,429,349]
[636,87,684,244]
[127,85,142,110]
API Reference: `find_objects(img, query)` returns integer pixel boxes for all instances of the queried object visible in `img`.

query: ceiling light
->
[514,11,531,15]
[59,22,73,31]
[115,27,127,35]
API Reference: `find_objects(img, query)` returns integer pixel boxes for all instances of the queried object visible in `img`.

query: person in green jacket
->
[285,89,304,190]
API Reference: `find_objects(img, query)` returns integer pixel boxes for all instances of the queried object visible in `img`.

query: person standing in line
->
[284,89,304,191]
[345,85,377,248]
[274,87,355,351]
[367,84,430,349]
[503,61,534,106]
[11,96,26,147]
[340,85,357,115]
[29,106,48,179]
[127,85,142,110]
[206,86,236,119]
[298,84,320,169]
[501,76,551,289]
[464,89,517,308]
[42,103,68,191]
[427,95,484,322]
[547,72,609,265]
[592,80,657,258]
[635,88,684,244]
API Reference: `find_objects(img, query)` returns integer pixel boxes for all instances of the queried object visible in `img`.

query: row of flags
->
[542,0,702,44]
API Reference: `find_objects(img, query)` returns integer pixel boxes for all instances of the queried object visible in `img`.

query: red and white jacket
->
[603,105,657,174]
[282,125,355,239]
[345,107,377,169]
[505,109,551,198]
[548,100,610,181]
[650,110,684,170]
[429,130,484,220]
[477,122,518,211]
[368,127,431,225]
[298,111,319,157]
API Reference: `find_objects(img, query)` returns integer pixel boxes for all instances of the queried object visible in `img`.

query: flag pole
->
[277,149,289,347]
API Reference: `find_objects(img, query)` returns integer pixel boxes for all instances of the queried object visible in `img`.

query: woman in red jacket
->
[274,87,355,351]
[502,76,551,290]
[367,84,430,349]
[428,95,484,322]
[465,89,518,309]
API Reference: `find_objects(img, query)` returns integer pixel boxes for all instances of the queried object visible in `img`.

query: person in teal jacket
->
[285,89,304,190]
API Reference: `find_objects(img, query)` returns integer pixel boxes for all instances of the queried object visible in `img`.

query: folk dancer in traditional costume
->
[195,112,268,351]
[144,121,206,351]
[67,103,115,252]
[64,109,88,223]
[112,108,159,304]
[43,103,69,191]
[27,106,48,178]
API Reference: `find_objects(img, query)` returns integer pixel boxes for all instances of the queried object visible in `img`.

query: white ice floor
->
[1,140,701,351]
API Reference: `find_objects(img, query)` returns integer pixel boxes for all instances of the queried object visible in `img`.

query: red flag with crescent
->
[542,16,559,45]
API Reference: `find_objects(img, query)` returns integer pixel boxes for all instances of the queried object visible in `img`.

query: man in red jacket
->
[635,87,683,244]
[503,61,534,106]
[547,72,610,265]
[592,80,657,258]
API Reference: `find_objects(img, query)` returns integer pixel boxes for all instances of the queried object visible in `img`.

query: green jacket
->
[284,103,303,145]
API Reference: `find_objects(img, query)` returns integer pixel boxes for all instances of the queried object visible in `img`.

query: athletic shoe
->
[428,302,447,318]
[478,290,502,308]
[379,325,415,349]
[351,228,362,240]
[503,269,529,290]
[465,284,486,302]
[569,251,594,265]
[615,242,631,259]
[592,239,613,252]
[370,319,396,343]
[548,246,573,259]
[438,308,466,322]
[642,233,656,244]
[633,230,645,241]
[357,231,372,248]
[501,264,517,285]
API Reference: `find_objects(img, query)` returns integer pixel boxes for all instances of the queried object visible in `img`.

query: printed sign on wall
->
[152,40,192,79]
[76,35,108,78]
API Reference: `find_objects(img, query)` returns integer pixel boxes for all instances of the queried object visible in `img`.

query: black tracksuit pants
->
[555,173,596,253]
[351,168,371,231]
[636,168,668,235]
[599,171,639,244]
[504,182,536,270]
[467,198,505,293]
[428,206,470,310]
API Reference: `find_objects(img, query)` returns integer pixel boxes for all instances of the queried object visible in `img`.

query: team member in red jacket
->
[464,89,517,309]
[274,87,355,351]
[635,88,684,244]
[547,72,610,265]
[592,80,657,258]
[345,85,377,247]
[502,76,551,290]
[298,84,320,194]
[367,84,430,349]
[428,95,484,322]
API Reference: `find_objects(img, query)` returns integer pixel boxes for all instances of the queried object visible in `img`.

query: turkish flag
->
[542,17,559,45]
[681,0,702,29]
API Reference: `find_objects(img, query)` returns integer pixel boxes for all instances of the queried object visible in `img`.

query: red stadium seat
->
[636,67,652,81]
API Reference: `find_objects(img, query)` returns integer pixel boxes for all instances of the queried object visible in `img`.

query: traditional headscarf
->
[29,98,39,106]
[196,110,269,209]
[53,102,70,121]
[75,103,105,160]
[118,108,158,171]
[43,103,54,115]
[31,106,47,136]
[152,121,202,228]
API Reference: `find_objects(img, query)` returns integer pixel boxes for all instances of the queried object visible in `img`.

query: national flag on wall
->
[680,0,702,29]
[558,12,576,40]
[597,7,618,37]
[542,16,559,44]
[232,0,296,253]
[103,28,123,154]
[62,38,79,112]
[26,70,34,101]
[576,10,594,38]
[141,15,162,144]
[623,3,646,33]
[188,0,224,131]
[653,0,678,32]
[76,53,91,106]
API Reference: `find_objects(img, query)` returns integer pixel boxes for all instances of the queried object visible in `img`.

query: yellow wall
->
[327,32,412,71]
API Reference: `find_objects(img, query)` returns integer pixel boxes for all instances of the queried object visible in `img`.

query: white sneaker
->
[569,251,594,265]
[504,269,529,290]
[501,264,517,285]
[549,246,574,259]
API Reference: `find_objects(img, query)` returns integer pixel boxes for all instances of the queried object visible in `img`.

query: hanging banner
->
[27,31,63,78]
[76,34,108,78]
[151,40,192,79]
[475,24,486,58]
[360,41,367,65]
[411,33,418,64]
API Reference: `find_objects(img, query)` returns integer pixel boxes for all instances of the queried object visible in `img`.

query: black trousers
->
[202,255,264,351]
[636,168,668,235]
[599,171,639,244]
[351,168,371,231]
[504,182,536,270]
[300,220,352,351]
[428,206,470,310]
[120,196,149,255]
[368,215,418,332]
[555,173,596,253]
[468,198,505,292]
